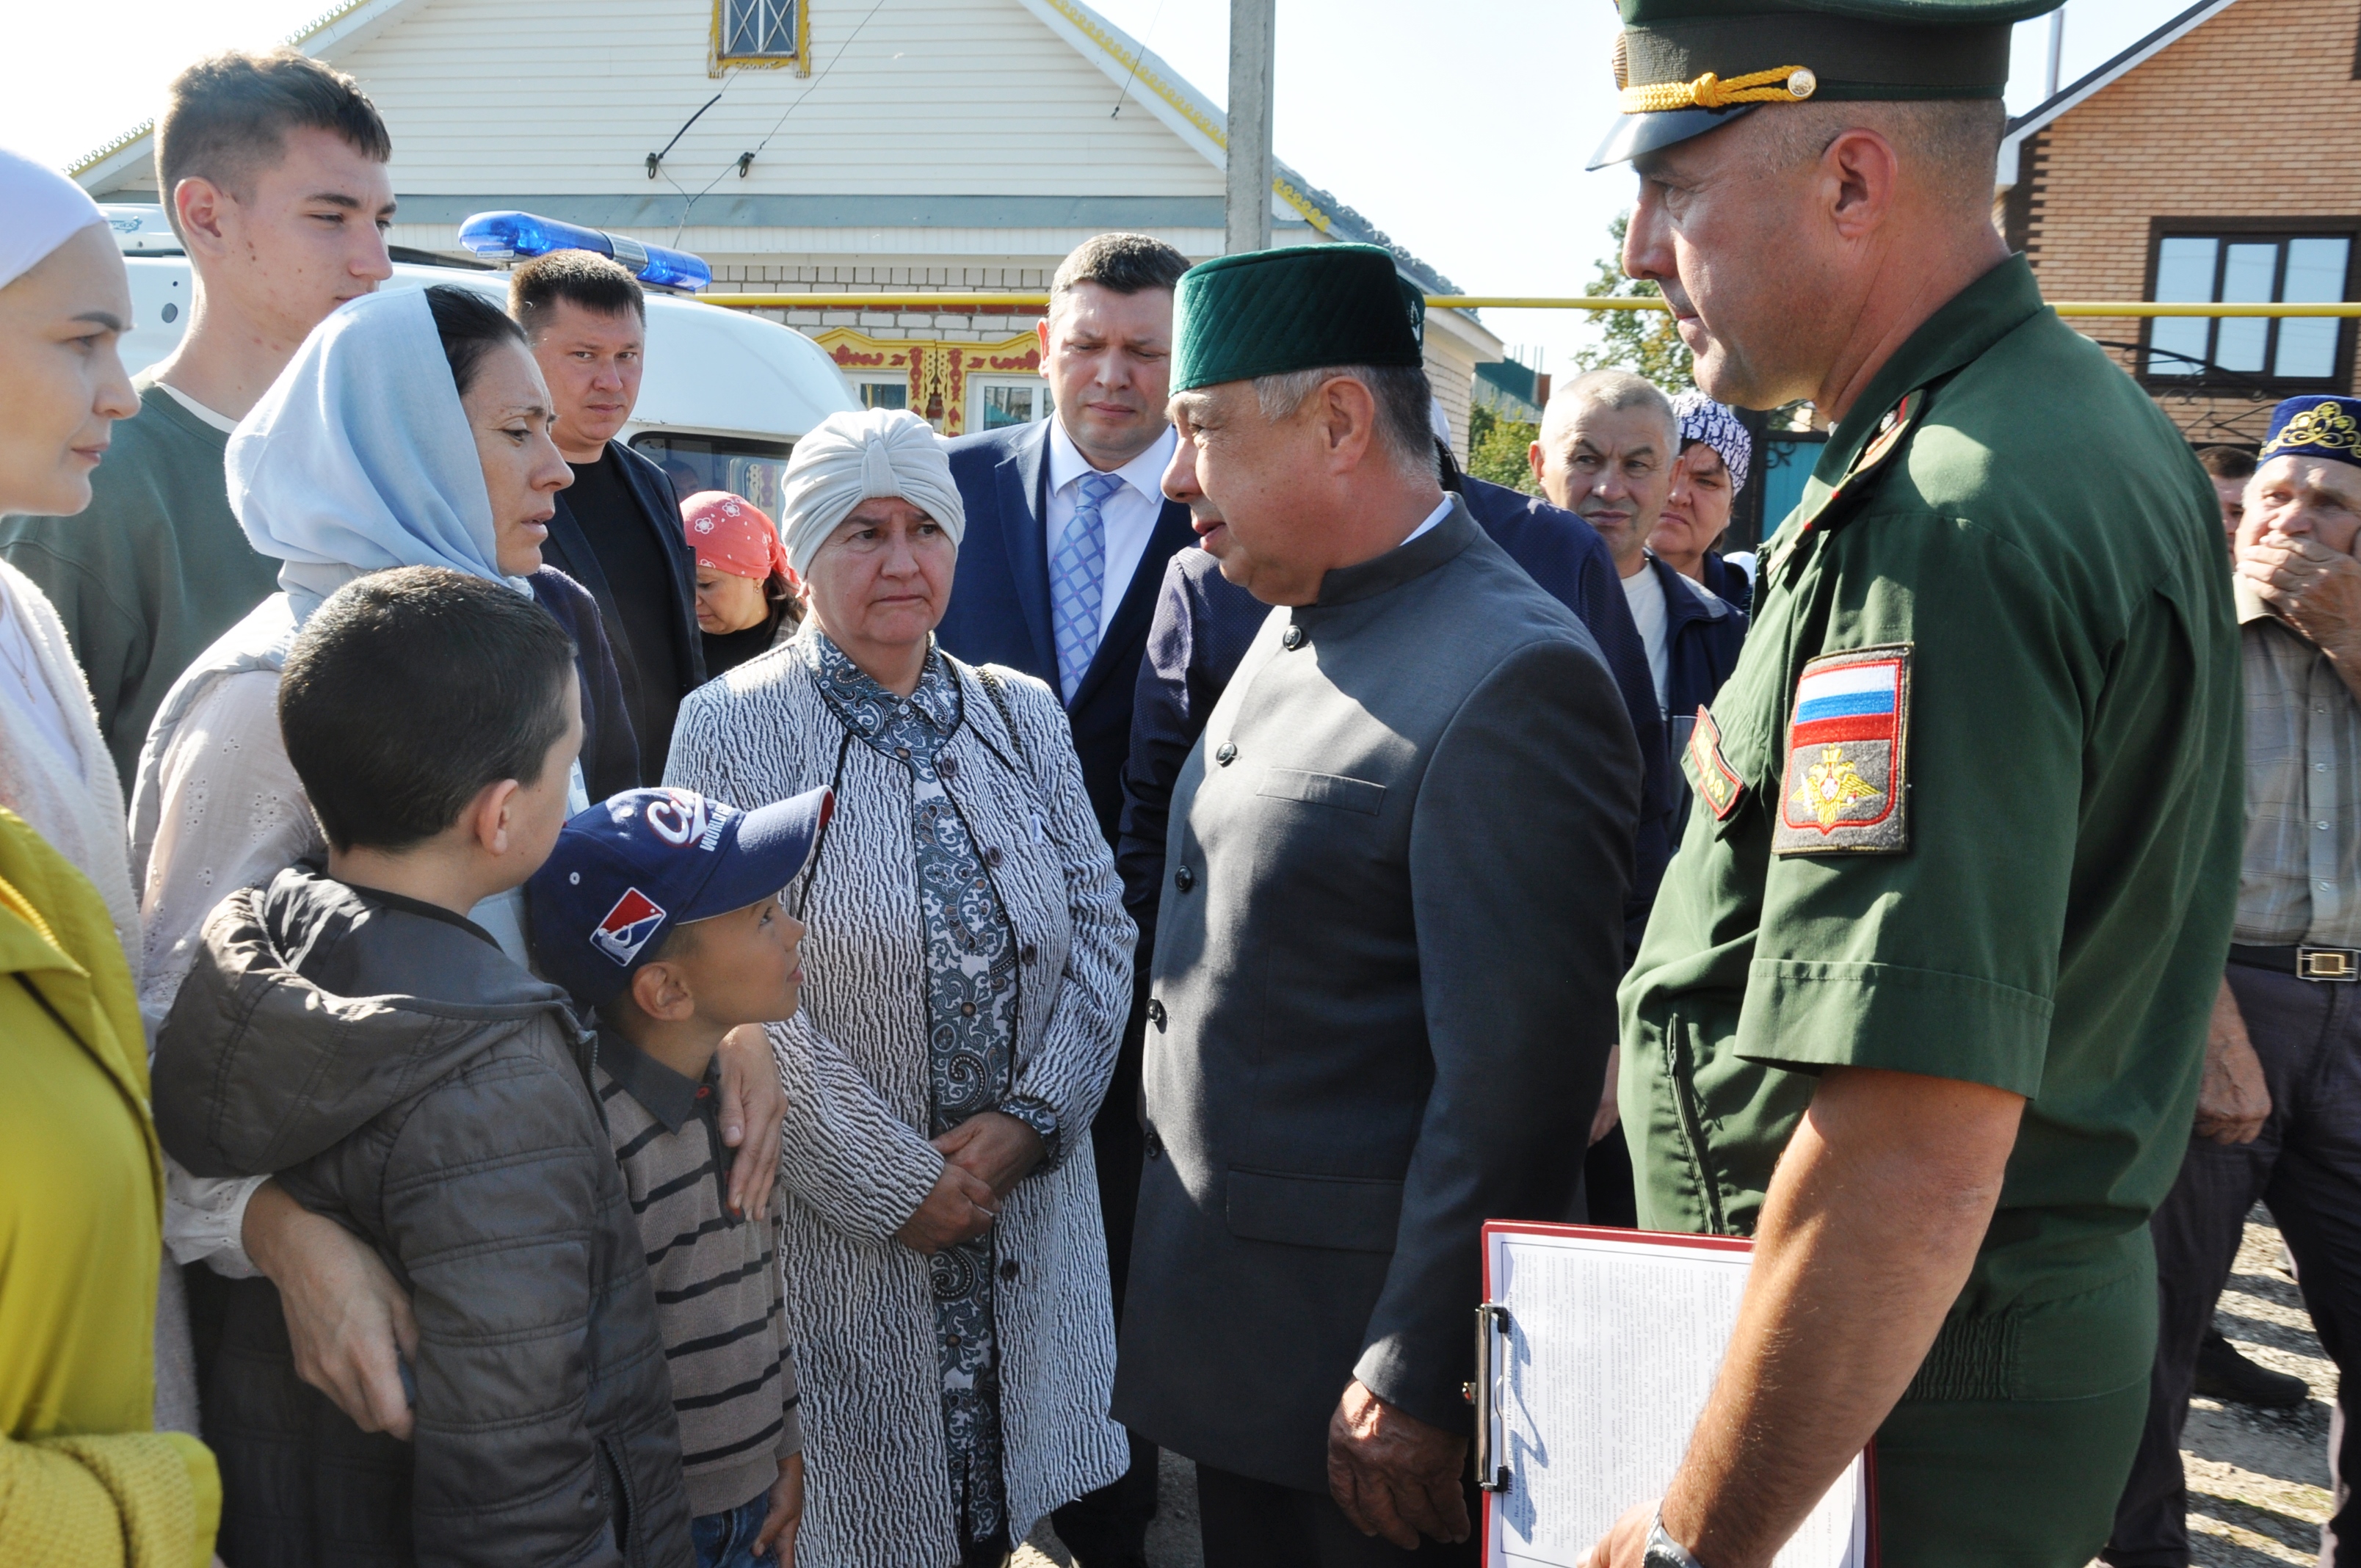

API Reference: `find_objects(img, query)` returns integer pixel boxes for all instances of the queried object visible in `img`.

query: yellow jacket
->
[0,810,218,1566]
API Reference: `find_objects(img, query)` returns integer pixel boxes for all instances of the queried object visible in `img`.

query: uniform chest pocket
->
[1256,769,1386,816]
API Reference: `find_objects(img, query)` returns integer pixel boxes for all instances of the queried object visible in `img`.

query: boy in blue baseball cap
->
[529,783,832,1568]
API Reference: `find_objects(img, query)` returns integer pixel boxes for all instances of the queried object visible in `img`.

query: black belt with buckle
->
[2230,943,2361,981]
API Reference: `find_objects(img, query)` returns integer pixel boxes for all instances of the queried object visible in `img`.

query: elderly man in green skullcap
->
[1111,243,1641,1565]
[1580,4,2244,1568]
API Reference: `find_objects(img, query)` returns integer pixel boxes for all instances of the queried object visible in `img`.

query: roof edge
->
[68,0,418,186]
[1995,0,2237,187]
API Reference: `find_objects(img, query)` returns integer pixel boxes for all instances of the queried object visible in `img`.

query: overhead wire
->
[1109,0,1167,118]
[672,0,894,245]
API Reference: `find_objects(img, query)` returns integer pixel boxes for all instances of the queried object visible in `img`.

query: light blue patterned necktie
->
[1050,470,1123,701]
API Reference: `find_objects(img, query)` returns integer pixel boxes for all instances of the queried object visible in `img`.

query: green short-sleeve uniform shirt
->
[1618,256,2243,1403]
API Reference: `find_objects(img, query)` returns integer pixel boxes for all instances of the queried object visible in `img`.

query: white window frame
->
[968,377,1053,433]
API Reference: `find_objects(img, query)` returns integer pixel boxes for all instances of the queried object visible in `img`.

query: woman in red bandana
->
[681,489,802,677]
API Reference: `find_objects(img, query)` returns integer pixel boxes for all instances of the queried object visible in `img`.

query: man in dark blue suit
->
[937,232,1197,1568]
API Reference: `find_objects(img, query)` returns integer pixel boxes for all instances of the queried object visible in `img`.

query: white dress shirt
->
[1400,496,1453,550]
[1045,418,1177,642]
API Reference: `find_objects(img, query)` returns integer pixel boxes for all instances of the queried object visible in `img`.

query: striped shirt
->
[596,1029,802,1519]
[2235,582,2361,948]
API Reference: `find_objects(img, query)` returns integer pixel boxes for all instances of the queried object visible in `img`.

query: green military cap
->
[1171,243,1425,394]
[1588,0,2064,170]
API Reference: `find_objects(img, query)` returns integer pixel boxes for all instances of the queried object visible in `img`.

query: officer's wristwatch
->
[1644,1513,1706,1568]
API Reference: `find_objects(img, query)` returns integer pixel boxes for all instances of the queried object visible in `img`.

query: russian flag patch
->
[1774,644,1912,855]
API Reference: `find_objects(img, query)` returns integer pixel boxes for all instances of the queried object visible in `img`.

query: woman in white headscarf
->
[665,409,1132,1568]
[0,144,222,1567]
[131,282,786,1464]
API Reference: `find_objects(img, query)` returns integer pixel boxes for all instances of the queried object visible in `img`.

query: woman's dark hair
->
[424,284,528,398]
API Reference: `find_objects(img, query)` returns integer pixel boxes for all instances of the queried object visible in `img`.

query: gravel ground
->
[1018,1211,2334,1568]
[2178,1210,2336,1567]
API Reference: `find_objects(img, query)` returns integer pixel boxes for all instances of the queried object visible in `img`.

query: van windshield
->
[631,433,794,515]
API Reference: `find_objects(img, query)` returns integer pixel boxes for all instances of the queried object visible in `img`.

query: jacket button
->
[999,1258,1019,1282]
[1216,743,1236,766]
[1175,866,1195,893]
[1283,625,1305,650]
[937,754,958,779]
[1147,998,1167,1030]
[1144,1128,1164,1160]
[1020,943,1038,964]
[984,846,1004,868]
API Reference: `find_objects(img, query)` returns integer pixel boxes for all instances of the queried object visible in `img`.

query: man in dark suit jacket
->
[1116,244,1637,1567]
[511,253,705,793]
[937,232,1197,1568]
[1117,462,1671,991]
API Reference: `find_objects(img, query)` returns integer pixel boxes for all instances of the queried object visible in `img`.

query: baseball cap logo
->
[645,790,729,851]
[591,888,667,967]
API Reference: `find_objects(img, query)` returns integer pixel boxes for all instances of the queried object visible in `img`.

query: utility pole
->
[2045,5,2065,99]
[1225,0,1275,255]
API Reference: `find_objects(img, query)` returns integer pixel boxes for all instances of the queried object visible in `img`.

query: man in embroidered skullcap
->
[1112,242,1640,1565]
[1585,4,2244,1567]
[2103,395,2361,1568]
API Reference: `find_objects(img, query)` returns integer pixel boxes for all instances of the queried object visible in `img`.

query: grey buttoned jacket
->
[1112,501,1642,1492]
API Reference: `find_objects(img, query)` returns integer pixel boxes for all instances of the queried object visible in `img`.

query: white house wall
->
[108,0,1232,207]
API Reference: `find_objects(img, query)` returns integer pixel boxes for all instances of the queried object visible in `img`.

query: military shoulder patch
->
[1685,705,1744,821]
[1772,644,1912,856]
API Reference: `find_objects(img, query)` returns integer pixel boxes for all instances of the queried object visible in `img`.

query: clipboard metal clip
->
[1473,1301,1511,1494]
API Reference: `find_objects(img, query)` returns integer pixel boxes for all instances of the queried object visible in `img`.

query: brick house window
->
[2144,224,2357,390]
[717,0,802,65]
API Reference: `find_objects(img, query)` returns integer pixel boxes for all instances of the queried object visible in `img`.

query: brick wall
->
[2023,0,2361,445]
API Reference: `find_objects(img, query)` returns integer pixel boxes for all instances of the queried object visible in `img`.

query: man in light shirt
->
[1527,370,1744,732]
[939,231,1200,1568]
[0,51,397,785]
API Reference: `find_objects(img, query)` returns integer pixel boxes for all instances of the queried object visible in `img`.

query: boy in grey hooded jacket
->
[153,570,693,1567]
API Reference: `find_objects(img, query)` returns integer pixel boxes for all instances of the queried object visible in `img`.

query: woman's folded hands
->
[891,1111,1047,1255]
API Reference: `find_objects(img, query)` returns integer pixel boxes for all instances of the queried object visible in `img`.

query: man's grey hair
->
[1252,364,1435,477]
[1762,98,2007,217]
[1541,369,1679,454]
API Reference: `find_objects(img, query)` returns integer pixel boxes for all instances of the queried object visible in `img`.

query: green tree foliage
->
[1466,403,1539,495]
[1570,212,1693,393]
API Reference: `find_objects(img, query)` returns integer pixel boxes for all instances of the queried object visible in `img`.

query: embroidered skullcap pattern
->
[2260,397,2361,471]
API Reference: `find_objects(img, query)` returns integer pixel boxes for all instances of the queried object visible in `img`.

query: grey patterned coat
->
[664,628,1132,1567]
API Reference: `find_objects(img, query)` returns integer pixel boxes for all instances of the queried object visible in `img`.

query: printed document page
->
[1481,1227,1867,1568]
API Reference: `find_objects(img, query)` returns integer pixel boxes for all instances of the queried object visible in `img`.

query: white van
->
[101,205,858,518]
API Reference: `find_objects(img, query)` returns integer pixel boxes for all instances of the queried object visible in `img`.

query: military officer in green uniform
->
[1578,5,2246,1568]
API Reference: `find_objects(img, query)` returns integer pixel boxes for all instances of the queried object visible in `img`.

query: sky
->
[0,0,2179,376]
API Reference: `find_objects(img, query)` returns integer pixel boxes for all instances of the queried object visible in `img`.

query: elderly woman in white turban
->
[665,408,1133,1568]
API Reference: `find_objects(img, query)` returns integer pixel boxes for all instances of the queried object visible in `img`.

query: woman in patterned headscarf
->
[1650,389,1755,612]
[679,488,802,678]
[665,408,1131,1568]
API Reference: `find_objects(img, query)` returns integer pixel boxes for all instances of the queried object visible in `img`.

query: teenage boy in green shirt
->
[0,50,396,783]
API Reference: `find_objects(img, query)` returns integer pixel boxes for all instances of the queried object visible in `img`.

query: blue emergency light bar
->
[456,211,712,292]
